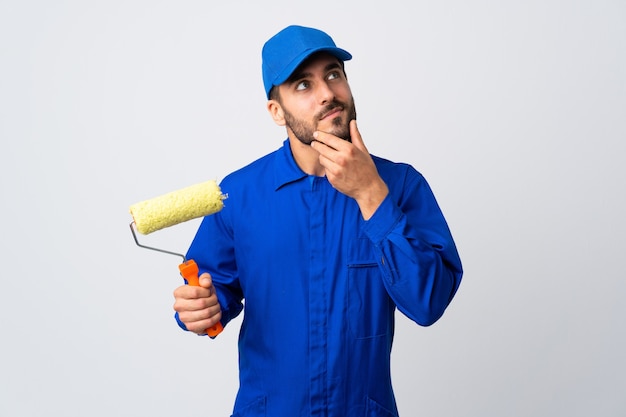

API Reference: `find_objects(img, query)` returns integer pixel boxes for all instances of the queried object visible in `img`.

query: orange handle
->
[178,259,224,337]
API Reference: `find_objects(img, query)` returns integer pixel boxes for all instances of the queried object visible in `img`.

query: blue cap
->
[262,25,352,99]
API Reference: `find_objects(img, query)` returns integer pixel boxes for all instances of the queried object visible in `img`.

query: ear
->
[267,100,286,126]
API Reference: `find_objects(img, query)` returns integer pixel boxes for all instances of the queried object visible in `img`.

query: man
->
[173,25,463,416]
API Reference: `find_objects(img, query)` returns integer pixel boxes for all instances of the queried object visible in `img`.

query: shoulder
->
[220,149,280,188]
[371,154,425,185]
[370,155,436,208]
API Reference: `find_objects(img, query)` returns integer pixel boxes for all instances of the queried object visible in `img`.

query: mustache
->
[316,101,344,120]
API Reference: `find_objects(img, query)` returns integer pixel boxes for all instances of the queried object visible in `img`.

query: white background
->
[1,1,625,416]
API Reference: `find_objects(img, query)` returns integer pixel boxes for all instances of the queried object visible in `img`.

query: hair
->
[268,85,280,102]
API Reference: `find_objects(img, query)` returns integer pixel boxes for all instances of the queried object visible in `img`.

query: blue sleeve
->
[174,311,188,331]
[362,167,463,326]
[176,201,244,334]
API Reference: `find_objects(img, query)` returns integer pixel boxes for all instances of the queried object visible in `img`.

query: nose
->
[316,81,335,104]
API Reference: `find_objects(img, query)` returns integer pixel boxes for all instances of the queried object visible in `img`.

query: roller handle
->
[178,259,224,337]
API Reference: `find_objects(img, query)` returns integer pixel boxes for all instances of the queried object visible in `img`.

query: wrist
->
[356,179,389,220]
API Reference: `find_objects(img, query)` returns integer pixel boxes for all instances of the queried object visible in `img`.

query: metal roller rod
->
[130,222,186,263]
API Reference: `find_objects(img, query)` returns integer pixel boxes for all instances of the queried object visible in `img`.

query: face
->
[272,53,357,145]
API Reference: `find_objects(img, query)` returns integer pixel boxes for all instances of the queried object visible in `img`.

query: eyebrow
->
[286,62,343,85]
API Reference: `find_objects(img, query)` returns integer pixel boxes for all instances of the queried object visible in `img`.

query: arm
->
[312,121,462,325]
[363,172,463,326]
[173,200,244,335]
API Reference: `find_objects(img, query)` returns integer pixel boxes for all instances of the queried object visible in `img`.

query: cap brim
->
[273,47,352,88]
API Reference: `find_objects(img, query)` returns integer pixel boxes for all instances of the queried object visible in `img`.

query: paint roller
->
[129,180,227,337]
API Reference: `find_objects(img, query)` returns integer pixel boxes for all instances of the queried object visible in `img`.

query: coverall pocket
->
[347,238,392,339]
[230,396,266,417]
[366,397,398,417]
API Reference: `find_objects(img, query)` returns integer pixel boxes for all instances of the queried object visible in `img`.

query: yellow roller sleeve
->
[129,180,225,235]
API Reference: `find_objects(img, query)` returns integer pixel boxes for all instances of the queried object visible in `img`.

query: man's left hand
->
[311,120,389,220]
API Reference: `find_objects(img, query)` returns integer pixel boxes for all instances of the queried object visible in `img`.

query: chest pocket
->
[347,237,393,339]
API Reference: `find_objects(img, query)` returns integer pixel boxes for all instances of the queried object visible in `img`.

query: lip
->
[320,107,343,120]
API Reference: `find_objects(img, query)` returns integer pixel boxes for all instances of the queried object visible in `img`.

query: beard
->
[283,98,357,145]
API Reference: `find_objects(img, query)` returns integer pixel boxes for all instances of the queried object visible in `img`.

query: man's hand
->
[173,273,222,335]
[311,120,388,220]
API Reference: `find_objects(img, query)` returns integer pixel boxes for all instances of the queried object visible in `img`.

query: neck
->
[288,135,325,177]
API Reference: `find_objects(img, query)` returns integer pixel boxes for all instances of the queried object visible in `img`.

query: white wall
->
[1,1,624,416]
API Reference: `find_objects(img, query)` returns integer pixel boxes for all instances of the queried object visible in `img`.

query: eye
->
[327,71,341,81]
[295,80,310,91]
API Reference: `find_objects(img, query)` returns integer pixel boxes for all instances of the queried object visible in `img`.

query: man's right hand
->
[173,273,222,335]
